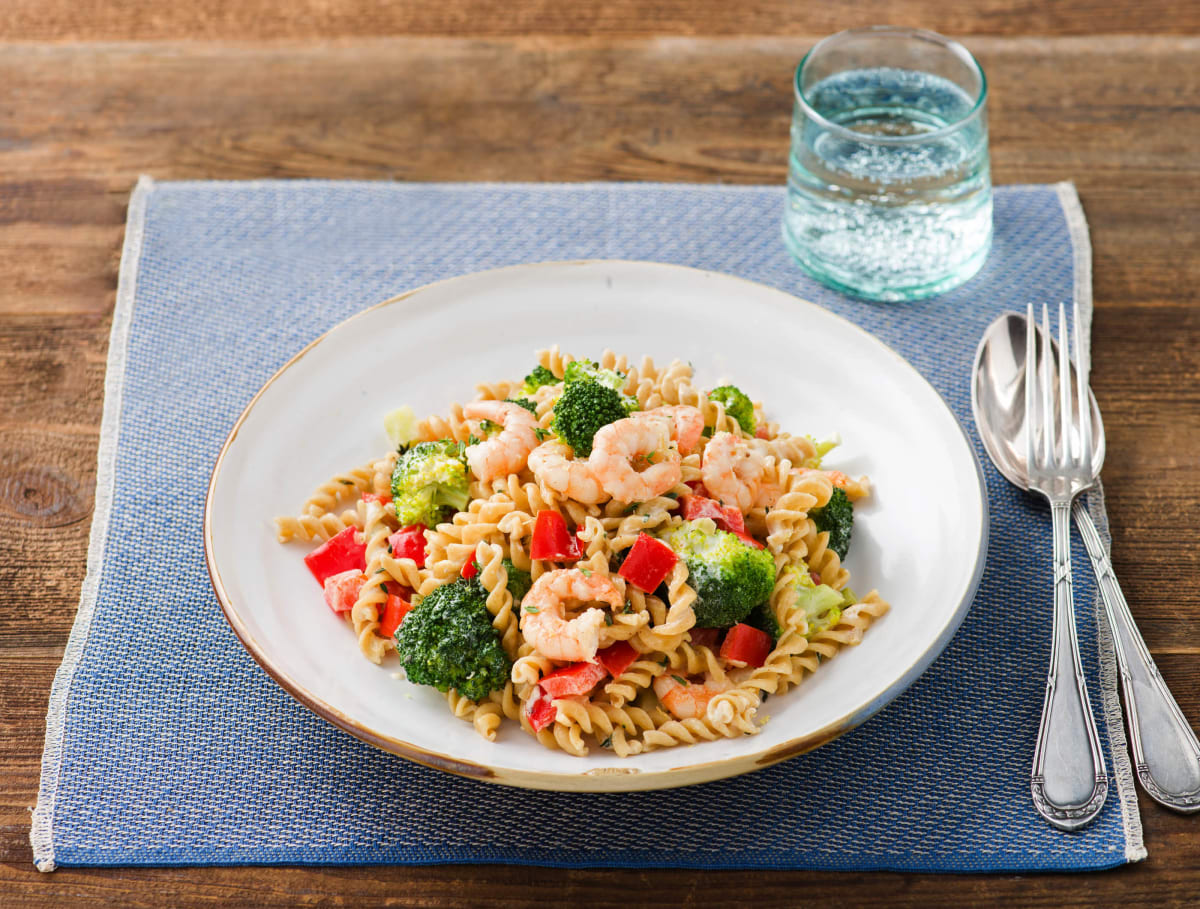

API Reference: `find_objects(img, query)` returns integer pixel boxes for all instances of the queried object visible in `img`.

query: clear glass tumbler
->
[782,27,992,302]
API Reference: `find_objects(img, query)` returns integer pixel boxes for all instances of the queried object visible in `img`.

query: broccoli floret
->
[502,558,533,604]
[565,360,638,409]
[506,397,538,416]
[390,439,469,526]
[522,365,558,394]
[811,487,853,560]
[781,565,847,638]
[747,601,783,644]
[552,379,631,458]
[708,385,756,434]
[563,359,628,393]
[395,576,512,700]
[659,519,775,627]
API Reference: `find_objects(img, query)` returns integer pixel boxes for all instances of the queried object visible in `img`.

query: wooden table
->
[3,3,1198,905]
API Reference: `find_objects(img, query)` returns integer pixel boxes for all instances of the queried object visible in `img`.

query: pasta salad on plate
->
[275,348,889,758]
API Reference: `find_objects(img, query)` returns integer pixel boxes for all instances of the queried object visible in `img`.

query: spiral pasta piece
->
[476,540,521,660]
[349,499,398,664]
[273,508,361,543]
[298,460,378,517]
[634,560,697,653]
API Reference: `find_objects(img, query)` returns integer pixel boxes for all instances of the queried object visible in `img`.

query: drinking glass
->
[782,26,992,302]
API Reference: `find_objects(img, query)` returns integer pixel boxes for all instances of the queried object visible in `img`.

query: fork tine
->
[1074,297,1092,470]
[1058,302,1073,467]
[1041,304,1054,466]
[1025,303,1037,472]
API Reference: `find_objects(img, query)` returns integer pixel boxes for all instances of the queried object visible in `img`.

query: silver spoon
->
[973,311,1200,815]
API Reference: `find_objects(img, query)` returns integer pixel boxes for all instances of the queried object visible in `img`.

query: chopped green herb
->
[600,734,614,749]
[524,605,539,614]
[604,613,613,626]
[506,397,538,415]
[659,657,670,667]
[533,427,551,441]
[624,502,641,515]
[479,419,500,436]
[339,479,355,486]
[671,675,687,686]
[624,603,634,614]
[578,566,592,577]
[467,434,481,447]
[664,491,678,500]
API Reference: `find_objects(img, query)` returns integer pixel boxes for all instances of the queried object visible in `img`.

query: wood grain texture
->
[0,21,1198,908]
[2,0,1199,39]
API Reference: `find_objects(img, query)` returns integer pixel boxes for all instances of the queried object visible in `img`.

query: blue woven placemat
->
[33,178,1144,872]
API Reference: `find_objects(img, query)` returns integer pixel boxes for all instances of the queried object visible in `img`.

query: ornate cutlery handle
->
[1031,499,1109,830]
[1073,499,1200,812]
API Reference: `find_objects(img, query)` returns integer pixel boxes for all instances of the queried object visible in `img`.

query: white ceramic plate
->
[206,261,988,792]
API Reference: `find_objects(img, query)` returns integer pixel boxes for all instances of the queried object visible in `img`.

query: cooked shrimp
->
[653,673,732,721]
[521,568,624,663]
[634,405,704,455]
[462,401,539,484]
[527,441,606,505]
[588,417,682,503]
[701,431,782,512]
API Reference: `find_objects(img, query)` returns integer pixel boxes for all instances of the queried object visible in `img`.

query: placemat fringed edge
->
[29,175,158,873]
[1060,181,1142,863]
[1054,181,1146,863]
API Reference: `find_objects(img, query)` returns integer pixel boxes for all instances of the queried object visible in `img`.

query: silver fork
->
[1026,302,1109,831]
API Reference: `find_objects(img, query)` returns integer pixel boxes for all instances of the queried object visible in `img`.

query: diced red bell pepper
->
[684,480,708,496]
[539,661,608,698]
[735,530,765,550]
[755,424,771,440]
[304,526,367,585]
[529,510,581,562]
[361,492,393,505]
[384,579,414,600]
[617,533,678,593]
[719,623,773,668]
[680,493,745,535]
[810,570,822,586]
[461,559,479,580]
[378,592,412,638]
[387,524,427,568]
[526,685,558,732]
[596,641,638,678]
[322,569,366,614]
[688,627,722,650]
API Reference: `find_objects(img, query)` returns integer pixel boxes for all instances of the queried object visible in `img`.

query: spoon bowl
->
[971,311,1105,490]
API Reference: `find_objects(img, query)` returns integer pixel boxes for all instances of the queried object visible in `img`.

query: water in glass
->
[784,51,991,301]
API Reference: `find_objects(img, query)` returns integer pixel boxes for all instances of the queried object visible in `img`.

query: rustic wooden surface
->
[2,2,1199,905]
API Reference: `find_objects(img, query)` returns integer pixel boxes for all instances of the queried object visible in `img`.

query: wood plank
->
[1,0,1198,40]
[0,38,1196,316]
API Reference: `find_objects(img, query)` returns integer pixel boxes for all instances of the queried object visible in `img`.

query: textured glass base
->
[782,217,991,303]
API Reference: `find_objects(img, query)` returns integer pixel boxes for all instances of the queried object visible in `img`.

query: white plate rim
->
[204,259,990,791]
